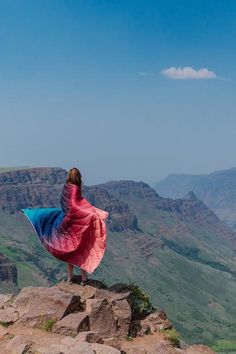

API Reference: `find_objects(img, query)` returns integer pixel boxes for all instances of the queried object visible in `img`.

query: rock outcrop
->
[0,278,215,353]
[98,180,236,245]
[0,253,18,294]
[84,186,138,232]
[0,167,138,232]
[0,167,67,213]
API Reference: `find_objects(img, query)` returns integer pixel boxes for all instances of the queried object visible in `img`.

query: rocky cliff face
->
[0,253,18,294]
[0,278,215,354]
[96,180,163,208]
[0,168,138,232]
[2,167,233,239]
[97,180,236,246]
[84,186,138,232]
[0,168,67,213]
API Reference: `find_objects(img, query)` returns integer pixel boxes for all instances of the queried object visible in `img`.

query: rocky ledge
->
[0,277,215,354]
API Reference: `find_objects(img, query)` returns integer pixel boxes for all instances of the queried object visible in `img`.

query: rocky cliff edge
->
[0,277,215,354]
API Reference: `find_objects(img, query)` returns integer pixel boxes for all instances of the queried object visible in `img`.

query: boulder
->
[94,288,131,339]
[76,331,104,344]
[0,294,14,309]
[55,280,98,304]
[111,299,131,337]
[36,342,94,354]
[4,335,33,354]
[129,311,172,337]
[40,341,95,354]
[0,306,19,324]
[13,286,82,327]
[103,336,122,350]
[53,312,90,337]
[0,324,9,339]
[91,343,121,354]
[122,338,183,354]
[121,346,146,354]
[95,289,130,302]
[86,298,117,338]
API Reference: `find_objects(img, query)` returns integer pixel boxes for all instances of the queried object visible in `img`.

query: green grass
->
[0,321,12,327]
[212,340,236,353]
[40,319,57,332]
[0,210,65,289]
[163,329,181,347]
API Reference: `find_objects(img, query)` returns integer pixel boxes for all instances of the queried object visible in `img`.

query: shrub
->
[127,282,157,320]
[0,321,12,328]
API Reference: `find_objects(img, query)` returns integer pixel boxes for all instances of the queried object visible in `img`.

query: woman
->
[20,167,109,285]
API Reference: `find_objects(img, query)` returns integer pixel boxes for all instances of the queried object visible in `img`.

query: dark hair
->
[66,167,82,188]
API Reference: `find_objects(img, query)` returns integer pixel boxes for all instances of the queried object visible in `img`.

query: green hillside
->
[1,174,236,347]
[0,203,236,346]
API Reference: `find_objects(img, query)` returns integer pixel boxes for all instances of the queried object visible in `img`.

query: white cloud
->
[161,66,217,80]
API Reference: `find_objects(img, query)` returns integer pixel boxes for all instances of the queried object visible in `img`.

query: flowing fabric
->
[20,183,109,273]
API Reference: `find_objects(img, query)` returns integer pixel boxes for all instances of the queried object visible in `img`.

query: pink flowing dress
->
[20,183,109,274]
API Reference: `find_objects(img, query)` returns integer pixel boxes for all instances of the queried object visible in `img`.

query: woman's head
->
[66,167,82,188]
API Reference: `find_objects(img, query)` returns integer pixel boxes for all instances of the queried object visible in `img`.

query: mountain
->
[0,167,236,347]
[0,167,67,213]
[154,167,236,231]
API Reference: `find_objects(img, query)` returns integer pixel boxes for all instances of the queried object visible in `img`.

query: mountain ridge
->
[0,167,236,345]
[154,167,236,231]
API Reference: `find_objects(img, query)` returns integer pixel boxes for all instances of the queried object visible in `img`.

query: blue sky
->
[0,0,236,185]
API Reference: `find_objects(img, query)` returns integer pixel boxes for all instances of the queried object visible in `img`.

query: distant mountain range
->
[154,167,236,231]
[1,167,236,346]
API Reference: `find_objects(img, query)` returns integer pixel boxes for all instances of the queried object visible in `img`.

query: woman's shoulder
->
[64,182,80,189]
[64,182,82,191]
[64,182,83,197]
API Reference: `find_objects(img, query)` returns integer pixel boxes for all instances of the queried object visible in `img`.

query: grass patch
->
[163,328,181,347]
[40,319,57,332]
[212,340,236,352]
[124,335,134,341]
[0,321,12,328]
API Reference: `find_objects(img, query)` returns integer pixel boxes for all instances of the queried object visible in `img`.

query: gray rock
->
[4,335,33,354]
[0,324,9,339]
[76,331,104,344]
[0,306,19,324]
[43,341,95,354]
[13,286,82,327]
[53,312,90,337]
[0,294,14,309]
[111,299,131,337]
[86,298,117,338]
[91,343,121,354]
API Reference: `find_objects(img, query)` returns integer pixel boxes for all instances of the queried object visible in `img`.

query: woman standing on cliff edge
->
[20,167,109,285]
